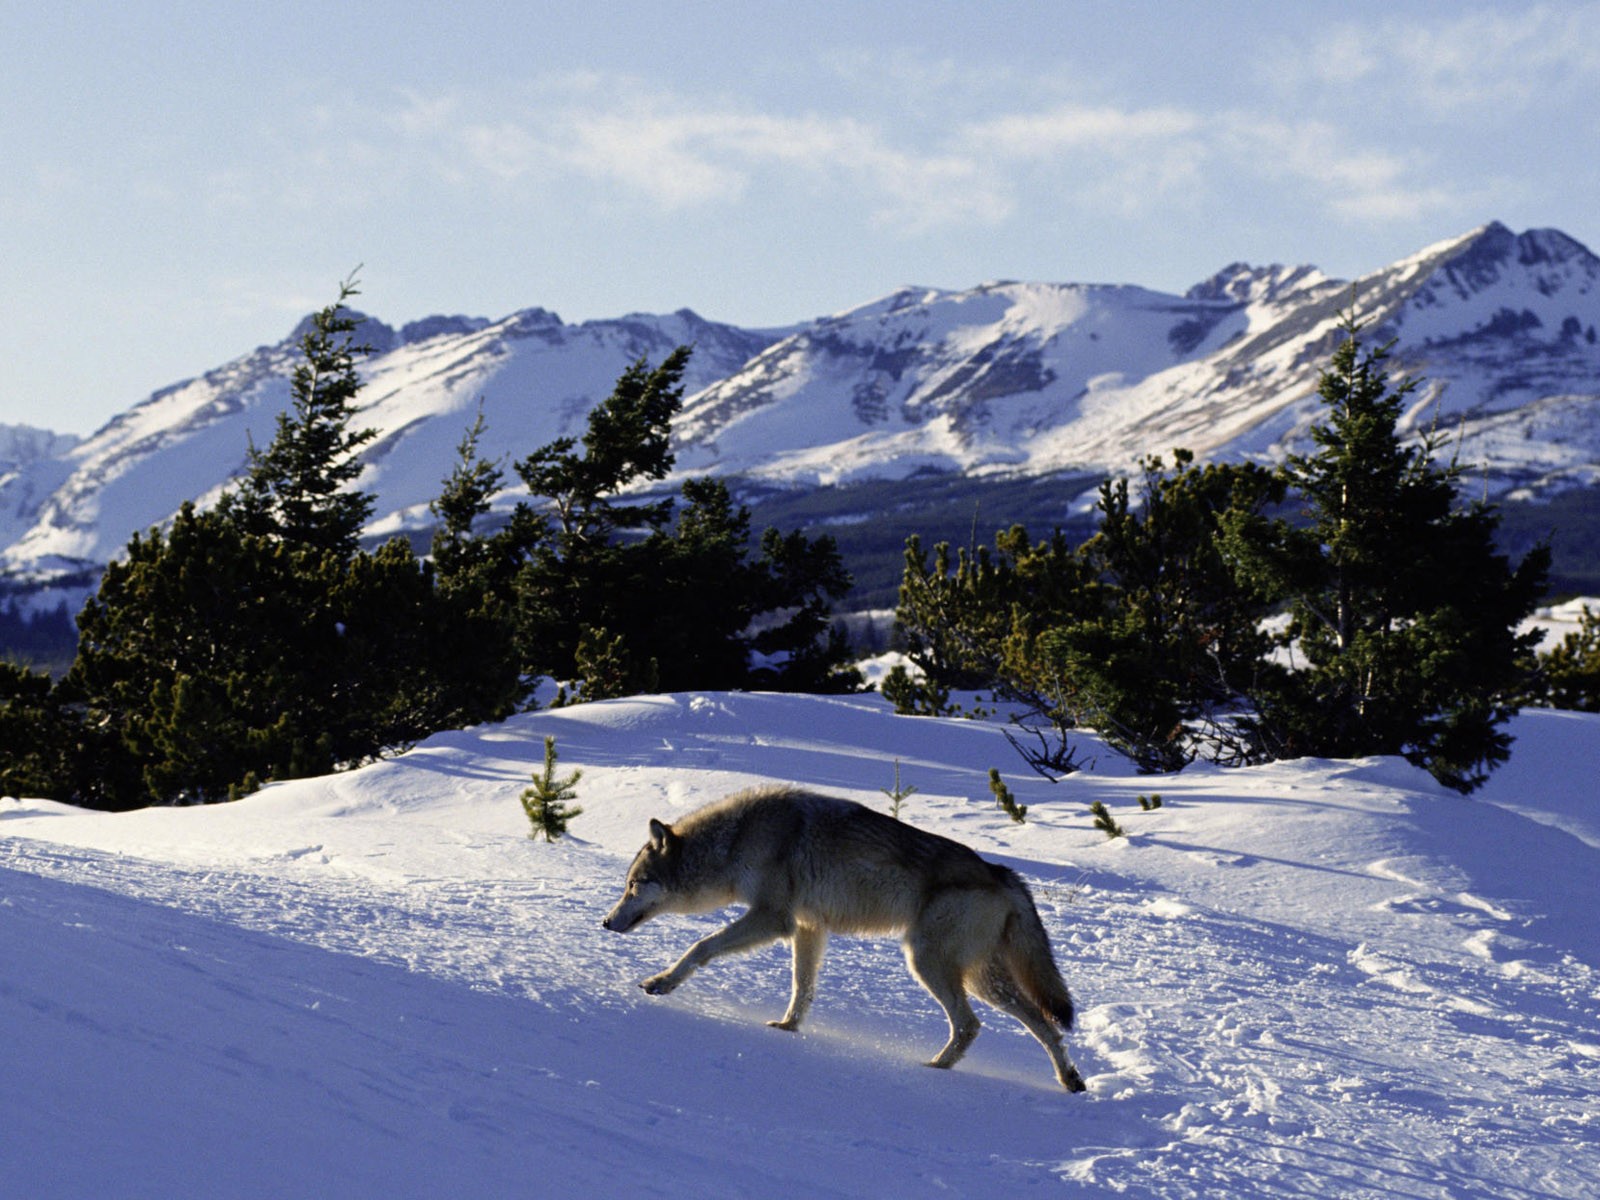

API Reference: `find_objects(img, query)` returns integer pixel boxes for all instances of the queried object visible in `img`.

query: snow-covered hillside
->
[4,691,1596,1198]
[3,222,1598,586]
[0,424,79,549]
[0,308,782,578]
[674,222,1600,488]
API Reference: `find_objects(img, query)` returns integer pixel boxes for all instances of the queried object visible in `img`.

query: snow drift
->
[3,690,1596,1197]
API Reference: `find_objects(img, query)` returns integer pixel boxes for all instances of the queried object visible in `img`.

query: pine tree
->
[221,273,377,557]
[895,535,1013,698]
[514,348,689,549]
[880,758,918,819]
[893,525,1088,718]
[425,407,535,718]
[747,525,861,693]
[66,279,503,807]
[507,348,857,695]
[988,768,1027,823]
[566,625,657,703]
[0,660,73,800]
[430,405,507,581]
[637,477,761,691]
[1528,605,1600,711]
[1089,800,1125,839]
[520,736,583,841]
[70,504,356,804]
[1230,309,1548,791]
[994,455,1279,772]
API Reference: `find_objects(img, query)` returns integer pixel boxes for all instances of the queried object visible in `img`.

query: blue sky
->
[4,0,1598,434]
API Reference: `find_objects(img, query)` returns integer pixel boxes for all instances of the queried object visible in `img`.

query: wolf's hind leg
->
[641,907,791,995]
[973,963,1087,1092]
[769,924,827,1031]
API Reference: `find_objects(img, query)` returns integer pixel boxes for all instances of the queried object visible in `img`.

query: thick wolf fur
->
[602,785,1086,1091]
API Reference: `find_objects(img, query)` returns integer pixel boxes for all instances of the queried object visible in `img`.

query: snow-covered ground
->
[3,691,1597,1198]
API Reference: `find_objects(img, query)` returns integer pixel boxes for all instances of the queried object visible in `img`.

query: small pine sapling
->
[521,735,584,841]
[1089,800,1125,839]
[881,757,918,819]
[988,768,1027,823]
[1137,793,1163,811]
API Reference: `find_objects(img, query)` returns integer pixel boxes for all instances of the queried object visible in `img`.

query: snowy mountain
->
[674,222,1600,490]
[3,688,1597,1196]
[0,423,79,550]
[0,307,783,579]
[3,221,1597,587]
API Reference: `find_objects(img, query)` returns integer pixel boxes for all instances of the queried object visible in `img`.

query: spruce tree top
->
[515,346,691,547]
[223,274,378,558]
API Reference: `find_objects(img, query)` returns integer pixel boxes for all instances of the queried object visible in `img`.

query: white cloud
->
[1226,116,1454,225]
[239,66,1485,244]
[1273,3,1600,111]
[966,103,1201,158]
[371,84,1014,231]
[564,109,754,208]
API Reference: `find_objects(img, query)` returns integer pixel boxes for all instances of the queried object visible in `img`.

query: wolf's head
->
[602,817,680,933]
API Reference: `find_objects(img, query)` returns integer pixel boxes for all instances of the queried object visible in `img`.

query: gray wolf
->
[602,784,1087,1091]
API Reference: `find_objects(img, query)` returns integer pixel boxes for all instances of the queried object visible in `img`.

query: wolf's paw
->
[640,973,678,995]
[1061,1068,1088,1093]
[766,1017,801,1031]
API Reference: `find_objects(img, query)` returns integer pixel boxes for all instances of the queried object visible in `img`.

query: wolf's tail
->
[997,868,1076,1030]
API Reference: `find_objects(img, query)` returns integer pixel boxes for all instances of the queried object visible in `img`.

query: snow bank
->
[3,693,1597,1198]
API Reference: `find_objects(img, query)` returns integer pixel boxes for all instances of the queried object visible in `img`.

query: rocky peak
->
[399,315,491,345]
[286,309,399,355]
[1185,262,1328,306]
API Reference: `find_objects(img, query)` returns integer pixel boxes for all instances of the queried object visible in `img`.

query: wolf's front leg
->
[641,907,791,995]
[768,924,827,1030]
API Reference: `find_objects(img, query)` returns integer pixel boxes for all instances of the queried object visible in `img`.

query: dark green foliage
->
[1494,490,1600,597]
[40,280,521,808]
[1022,610,1188,773]
[427,409,532,718]
[897,534,1016,694]
[328,537,522,752]
[1089,800,1125,839]
[1226,311,1548,791]
[514,348,687,549]
[895,525,1086,721]
[894,457,1279,773]
[430,405,513,582]
[1523,605,1600,711]
[0,660,75,799]
[561,626,658,704]
[520,735,583,841]
[893,308,1543,793]
[1137,793,1163,811]
[70,505,314,804]
[65,497,500,806]
[1085,452,1283,709]
[479,350,858,698]
[1012,453,1283,772]
[747,525,861,693]
[880,663,952,717]
[988,767,1027,823]
[220,275,377,557]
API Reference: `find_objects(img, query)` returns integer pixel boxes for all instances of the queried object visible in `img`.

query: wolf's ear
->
[648,818,677,851]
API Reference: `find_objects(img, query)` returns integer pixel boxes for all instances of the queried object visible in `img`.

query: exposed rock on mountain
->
[3,222,1596,586]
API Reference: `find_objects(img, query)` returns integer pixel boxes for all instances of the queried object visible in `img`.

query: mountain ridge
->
[3,221,1597,589]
